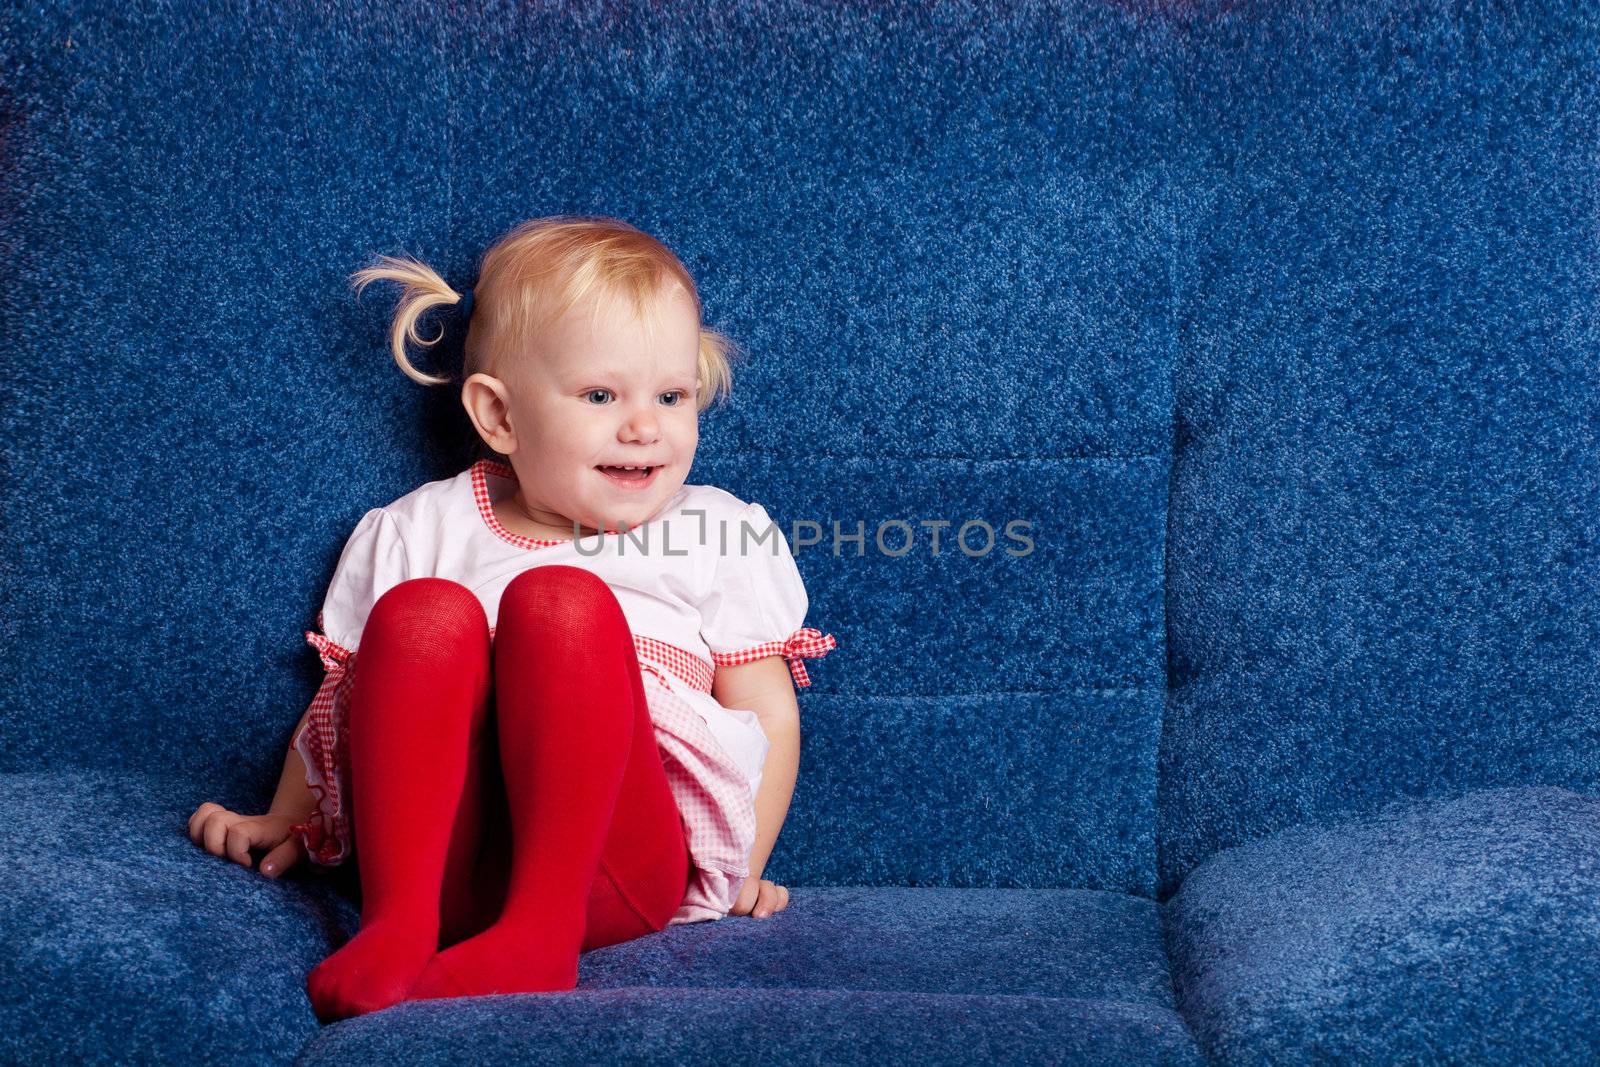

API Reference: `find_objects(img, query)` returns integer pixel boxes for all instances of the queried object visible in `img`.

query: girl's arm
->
[712,656,801,890]
[269,707,320,822]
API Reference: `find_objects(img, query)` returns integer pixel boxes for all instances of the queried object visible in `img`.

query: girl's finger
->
[224,822,255,867]
[202,810,236,858]
[187,802,221,842]
[259,837,301,879]
[729,885,753,916]
[755,880,780,918]
[777,883,790,910]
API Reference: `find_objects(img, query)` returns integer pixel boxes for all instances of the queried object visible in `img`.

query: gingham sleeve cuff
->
[709,626,838,688]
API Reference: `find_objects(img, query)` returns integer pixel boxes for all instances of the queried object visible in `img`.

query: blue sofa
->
[4,1,1596,1062]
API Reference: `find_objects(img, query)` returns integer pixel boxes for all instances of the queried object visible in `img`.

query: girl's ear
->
[461,372,517,456]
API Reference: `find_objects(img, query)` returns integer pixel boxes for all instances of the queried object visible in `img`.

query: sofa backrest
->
[11,0,1585,901]
[1,2,1180,895]
[1157,0,1600,898]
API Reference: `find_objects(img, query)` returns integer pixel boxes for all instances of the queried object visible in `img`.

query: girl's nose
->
[619,407,660,441]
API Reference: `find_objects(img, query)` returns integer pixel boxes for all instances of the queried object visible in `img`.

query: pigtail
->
[697,328,740,412]
[351,217,744,408]
[348,253,464,387]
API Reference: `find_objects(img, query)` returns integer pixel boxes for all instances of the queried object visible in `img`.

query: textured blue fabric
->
[577,883,1176,1000]
[0,769,1205,1065]
[294,991,1203,1062]
[1158,0,1600,896]
[2,0,1597,1063]
[1164,786,1600,1063]
[296,988,1203,1066]
[695,454,1171,891]
[0,771,358,1067]
[0,0,1176,897]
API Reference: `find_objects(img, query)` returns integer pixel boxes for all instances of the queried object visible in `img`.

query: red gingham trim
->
[635,634,715,693]
[290,629,355,866]
[710,626,838,688]
[472,458,573,549]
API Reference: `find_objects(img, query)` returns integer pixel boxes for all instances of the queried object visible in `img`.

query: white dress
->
[289,458,838,924]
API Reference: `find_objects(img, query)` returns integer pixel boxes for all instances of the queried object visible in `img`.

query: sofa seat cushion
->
[1164,785,1600,1064]
[578,885,1173,998]
[4,769,1205,1064]
[294,886,1206,1065]
[298,986,1203,1065]
[0,769,358,1065]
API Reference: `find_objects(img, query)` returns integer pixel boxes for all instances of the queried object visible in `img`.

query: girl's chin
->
[574,474,681,531]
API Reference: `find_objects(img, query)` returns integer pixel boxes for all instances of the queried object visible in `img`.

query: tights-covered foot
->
[306,919,439,1022]
[406,903,583,999]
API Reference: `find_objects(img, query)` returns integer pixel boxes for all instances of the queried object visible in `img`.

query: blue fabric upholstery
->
[303,886,1203,1064]
[2,769,1202,1066]
[0,771,357,1066]
[0,0,1175,898]
[1159,0,1600,895]
[295,988,1202,1066]
[1164,786,1600,1063]
[2,0,1595,1063]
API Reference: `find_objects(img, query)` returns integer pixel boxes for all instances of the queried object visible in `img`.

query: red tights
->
[306,566,692,1023]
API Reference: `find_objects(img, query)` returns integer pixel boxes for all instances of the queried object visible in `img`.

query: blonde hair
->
[348,215,740,413]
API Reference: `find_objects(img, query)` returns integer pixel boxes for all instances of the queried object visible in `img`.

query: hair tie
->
[456,287,475,322]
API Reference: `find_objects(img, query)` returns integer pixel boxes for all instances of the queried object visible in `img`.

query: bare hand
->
[730,876,790,919]
[187,802,306,880]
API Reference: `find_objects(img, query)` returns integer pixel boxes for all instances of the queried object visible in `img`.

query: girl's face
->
[466,282,702,538]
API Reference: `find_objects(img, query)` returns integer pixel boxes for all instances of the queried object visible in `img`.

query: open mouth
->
[595,464,659,489]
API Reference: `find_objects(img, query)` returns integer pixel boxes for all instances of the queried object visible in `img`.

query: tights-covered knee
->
[367,578,486,656]
[498,565,624,650]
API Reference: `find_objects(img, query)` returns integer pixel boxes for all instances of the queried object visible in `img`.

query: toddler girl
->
[187,216,837,1023]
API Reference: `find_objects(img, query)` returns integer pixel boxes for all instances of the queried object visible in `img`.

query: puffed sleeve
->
[699,501,837,688]
[315,506,410,654]
[289,507,410,866]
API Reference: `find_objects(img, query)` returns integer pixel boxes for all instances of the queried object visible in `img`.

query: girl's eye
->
[585,388,690,406]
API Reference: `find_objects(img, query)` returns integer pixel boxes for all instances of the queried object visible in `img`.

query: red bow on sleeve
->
[779,627,838,688]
